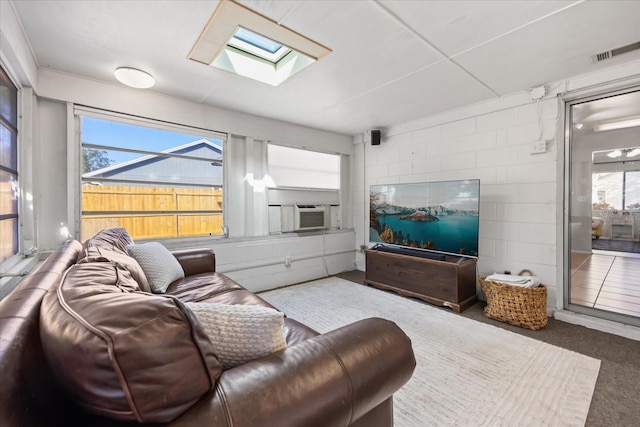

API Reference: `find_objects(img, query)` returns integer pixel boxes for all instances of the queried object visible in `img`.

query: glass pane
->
[625,171,640,209]
[268,145,340,189]
[592,172,623,210]
[81,117,223,160]
[0,218,18,262]
[233,27,282,54]
[82,148,223,186]
[82,183,222,212]
[0,66,18,126]
[81,184,223,240]
[81,212,224,242]
[0,169,18,215]
[1,123,18,169]
[80,115,225,241]
[569,90,640,325]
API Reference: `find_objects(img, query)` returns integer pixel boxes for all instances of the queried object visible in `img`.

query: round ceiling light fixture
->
[114,67,155,89]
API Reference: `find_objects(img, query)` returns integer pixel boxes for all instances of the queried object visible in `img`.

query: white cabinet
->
[610,216,635,240]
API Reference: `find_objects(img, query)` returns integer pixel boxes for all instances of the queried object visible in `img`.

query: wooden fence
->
[82,185,223,241]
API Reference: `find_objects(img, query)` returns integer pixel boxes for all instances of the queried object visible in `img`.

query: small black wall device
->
[371,129,381,145]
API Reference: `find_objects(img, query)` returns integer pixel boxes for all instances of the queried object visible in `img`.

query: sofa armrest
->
[170,317,415,427]
[172,249,216,276]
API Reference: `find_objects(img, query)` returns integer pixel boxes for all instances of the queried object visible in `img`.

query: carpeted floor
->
[335,270,640,427]
[263,278,600,426]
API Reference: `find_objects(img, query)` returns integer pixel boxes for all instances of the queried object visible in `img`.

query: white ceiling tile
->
[304,61,497,133]
[454,1,640,94]
[9,0,640,135]
[379,0,578,57]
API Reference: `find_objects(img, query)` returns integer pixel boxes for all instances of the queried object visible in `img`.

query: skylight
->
[227,27,292,63]
[188,0,331,87]
[233,27,284,55]
[212,35,314,87]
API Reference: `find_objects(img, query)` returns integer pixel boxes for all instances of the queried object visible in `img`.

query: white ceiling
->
[9,0,640,136]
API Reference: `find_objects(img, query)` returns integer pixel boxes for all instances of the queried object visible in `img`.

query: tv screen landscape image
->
[370,179,480,258]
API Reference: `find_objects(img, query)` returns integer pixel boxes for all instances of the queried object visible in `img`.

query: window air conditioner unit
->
[294,205,326,231]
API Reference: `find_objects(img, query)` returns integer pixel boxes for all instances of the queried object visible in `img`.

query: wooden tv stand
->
[364,248,477,313]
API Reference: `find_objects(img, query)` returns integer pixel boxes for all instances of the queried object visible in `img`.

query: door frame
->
[560,79,640,329]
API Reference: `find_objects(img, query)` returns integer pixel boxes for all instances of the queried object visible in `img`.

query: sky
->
[81,117,222,165]
[372,180,479,211]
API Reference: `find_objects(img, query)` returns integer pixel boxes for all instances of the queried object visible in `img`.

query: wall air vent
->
[593,41,640,63]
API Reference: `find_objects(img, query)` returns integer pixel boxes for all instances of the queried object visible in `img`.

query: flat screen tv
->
[370,179,480,259]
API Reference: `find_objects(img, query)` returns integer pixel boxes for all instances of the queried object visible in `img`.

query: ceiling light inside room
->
[626,148,640,157]
[188,0,331,86]
[605,148,640,159]
[114,67,155,89]
[593,116,640,132]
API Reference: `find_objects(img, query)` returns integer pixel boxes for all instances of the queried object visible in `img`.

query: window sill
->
[137,228,353,251]
[0,254,41,300]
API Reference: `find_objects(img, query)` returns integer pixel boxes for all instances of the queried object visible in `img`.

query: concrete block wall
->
[354,97,559,302]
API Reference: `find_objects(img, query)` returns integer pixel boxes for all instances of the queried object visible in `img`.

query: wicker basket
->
[479,270,547,330]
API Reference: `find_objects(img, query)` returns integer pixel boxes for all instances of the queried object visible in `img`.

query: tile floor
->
[570,252,640,317]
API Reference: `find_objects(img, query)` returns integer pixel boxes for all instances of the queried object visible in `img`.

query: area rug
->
[592,238,640,253]
[260,277,601,427]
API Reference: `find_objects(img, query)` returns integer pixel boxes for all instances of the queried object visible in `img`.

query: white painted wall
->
[35,99,70,250]
[0,1,38,88]
[354,98,559,300]
[353,61,640,313]
[37,69,353,156]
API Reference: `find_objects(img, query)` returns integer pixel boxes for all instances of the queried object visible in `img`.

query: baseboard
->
[554,309,640,341]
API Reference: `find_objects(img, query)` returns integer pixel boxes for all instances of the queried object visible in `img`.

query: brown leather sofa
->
[0,229,415,427]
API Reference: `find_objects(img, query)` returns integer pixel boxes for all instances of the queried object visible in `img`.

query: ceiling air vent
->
[593,41,640,63]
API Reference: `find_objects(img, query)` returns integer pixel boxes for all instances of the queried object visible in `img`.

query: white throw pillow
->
[186,302,287,369]
[127,242,184,293]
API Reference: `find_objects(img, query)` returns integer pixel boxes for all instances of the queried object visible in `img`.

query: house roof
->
[83,139,222,178]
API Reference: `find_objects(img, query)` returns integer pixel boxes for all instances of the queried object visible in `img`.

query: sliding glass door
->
[565,88,640,326]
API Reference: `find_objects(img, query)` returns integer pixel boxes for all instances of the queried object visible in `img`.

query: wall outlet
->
[530,86,546,100]
[531,140,547,154]
[284,256,291,267]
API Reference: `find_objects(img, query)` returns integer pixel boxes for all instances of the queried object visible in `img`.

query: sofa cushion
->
[77,227,134,261]
[127,242,185,293]
[77,246,151,293]
[166,271,253,302]
[186,302,287,369]
[40,261,222,423]
[78,228,152,292]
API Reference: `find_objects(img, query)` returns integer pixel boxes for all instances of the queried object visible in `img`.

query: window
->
[213,34,314,87]
[268,145,340,189]
[266,144,342,233]
[625,171,640,210]
[592,171,640,210]
[78,110,226,241]
[0,66,19,263]
[229,27,291,63]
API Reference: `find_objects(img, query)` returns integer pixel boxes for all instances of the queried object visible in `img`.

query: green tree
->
[83,147,113,173]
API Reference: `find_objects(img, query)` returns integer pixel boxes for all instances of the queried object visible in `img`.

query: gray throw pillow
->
[127,242,184,293]
[186,302,287,369]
